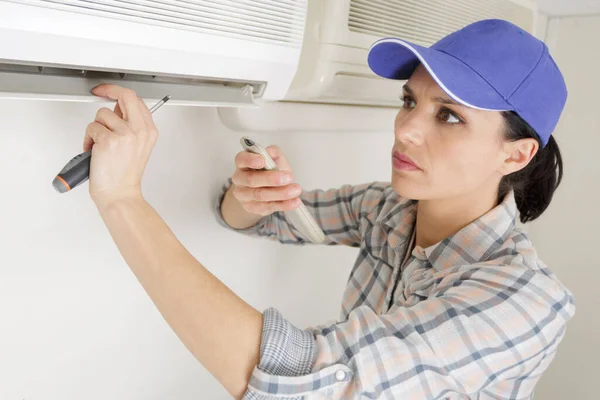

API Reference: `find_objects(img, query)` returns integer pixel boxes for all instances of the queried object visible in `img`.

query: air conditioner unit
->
[0,0,537,111]
[0,0,308,107]
[284,0,538,107]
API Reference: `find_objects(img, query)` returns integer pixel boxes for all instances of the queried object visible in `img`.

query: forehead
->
[405,65,446,95]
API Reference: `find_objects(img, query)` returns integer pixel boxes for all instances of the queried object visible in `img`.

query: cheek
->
[430,136,500,187]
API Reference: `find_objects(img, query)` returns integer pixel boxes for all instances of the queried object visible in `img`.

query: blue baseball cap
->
[367,19,567,147]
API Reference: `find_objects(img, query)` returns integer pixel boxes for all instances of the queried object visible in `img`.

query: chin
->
[391,170,429,200]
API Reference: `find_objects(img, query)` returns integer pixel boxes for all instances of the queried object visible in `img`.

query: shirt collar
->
[378,190,518,271]
[376,194,418,251]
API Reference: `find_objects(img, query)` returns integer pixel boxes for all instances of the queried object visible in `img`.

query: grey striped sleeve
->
[243,308,317,400]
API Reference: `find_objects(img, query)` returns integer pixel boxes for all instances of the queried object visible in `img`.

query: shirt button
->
[335,370,347,381]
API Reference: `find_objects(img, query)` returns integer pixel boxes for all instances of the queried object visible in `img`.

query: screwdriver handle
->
[52,150,92,193]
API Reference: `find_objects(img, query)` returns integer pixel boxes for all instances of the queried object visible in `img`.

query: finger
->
[137,98,158,139]
[232,168,293,188]
[243,198,302,216]
[138,98,154,127]
[83,131,94,153]
[91,84,145,129]
[94,107,130,135]
[266,145,293,172]
[235,151,268,170]
[84,106,123,152]
[84,121,113,151]
[114,102,123,119]
[233,183,302,202]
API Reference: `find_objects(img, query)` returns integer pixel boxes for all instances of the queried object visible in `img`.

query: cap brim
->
[367,38,513,111]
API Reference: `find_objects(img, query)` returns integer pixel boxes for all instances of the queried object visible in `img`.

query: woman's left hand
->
[83,84,158,208]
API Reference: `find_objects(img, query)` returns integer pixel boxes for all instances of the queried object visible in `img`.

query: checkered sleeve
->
[214,177,388,246]
[242,264,576,399]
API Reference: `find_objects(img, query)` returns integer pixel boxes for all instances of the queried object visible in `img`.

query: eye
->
[399,95,416,109]
[438,108,464,124]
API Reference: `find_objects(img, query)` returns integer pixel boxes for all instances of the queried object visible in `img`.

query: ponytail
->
[498,111,564,223]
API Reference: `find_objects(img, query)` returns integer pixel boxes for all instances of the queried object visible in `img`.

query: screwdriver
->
[52,95,171,193]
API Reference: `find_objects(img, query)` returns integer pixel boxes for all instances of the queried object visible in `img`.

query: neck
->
[415,182,501,249]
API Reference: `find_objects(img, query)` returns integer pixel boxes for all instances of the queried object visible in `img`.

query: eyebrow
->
[402,84,464,108]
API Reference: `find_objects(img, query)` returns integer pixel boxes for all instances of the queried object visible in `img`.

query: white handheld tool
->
[240,137,326,244]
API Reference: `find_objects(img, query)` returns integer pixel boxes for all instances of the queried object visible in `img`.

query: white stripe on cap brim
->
[370,38,512,112]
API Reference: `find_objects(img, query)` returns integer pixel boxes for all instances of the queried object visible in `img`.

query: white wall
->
[528,14,600,400]
[0,100,394,399]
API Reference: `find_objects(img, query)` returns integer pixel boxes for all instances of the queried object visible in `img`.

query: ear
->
[499,138,539,175]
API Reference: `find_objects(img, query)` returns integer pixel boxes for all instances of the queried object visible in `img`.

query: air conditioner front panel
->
[0,0,308,101]
[5,0,306,48]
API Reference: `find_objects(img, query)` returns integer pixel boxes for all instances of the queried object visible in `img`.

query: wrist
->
[93,191,146,213]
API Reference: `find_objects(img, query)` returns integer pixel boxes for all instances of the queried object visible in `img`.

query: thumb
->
[266,145,293,172]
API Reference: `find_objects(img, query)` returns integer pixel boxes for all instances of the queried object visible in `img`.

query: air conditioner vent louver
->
[349,0,534,46]
[6,0,306,47]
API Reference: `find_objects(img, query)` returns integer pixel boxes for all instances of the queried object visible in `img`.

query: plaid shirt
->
[214,178,575,399]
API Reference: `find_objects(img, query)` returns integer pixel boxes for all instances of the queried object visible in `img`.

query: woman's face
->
[391,65,509,201]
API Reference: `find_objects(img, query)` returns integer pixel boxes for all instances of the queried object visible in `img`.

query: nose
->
[394,110,425,146]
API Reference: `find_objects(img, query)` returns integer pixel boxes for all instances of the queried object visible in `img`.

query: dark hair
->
[498,111,563,224]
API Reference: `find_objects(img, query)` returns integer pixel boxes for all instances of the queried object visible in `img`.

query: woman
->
[85,19,575,399]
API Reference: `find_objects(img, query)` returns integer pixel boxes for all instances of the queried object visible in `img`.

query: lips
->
[393,151,421,170]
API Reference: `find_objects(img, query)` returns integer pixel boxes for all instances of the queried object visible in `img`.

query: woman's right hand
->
[231,145,303,216]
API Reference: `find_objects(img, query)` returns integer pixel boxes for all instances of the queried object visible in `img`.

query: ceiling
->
[535,0,600,16]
